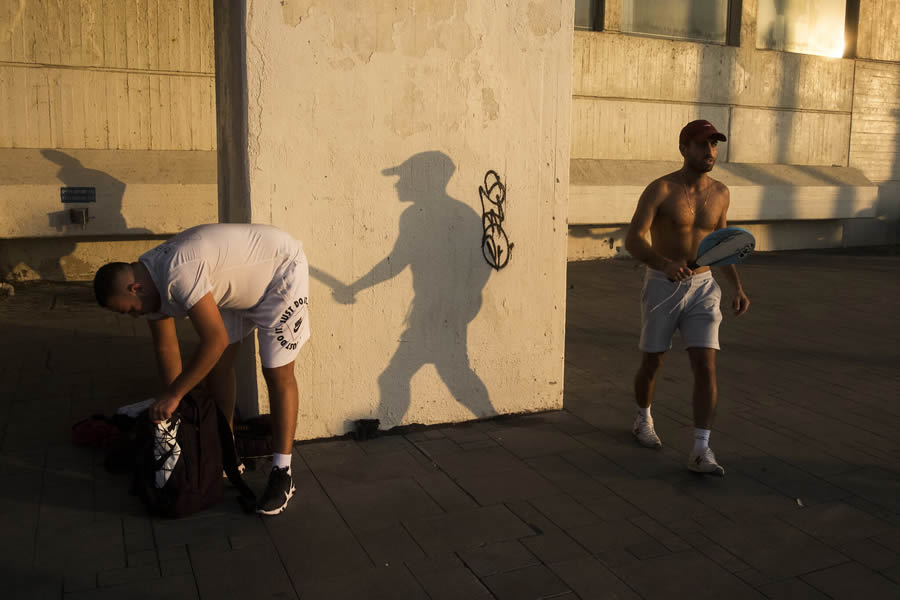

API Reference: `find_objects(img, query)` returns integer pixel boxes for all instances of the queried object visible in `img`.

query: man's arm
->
[149,292,230,422]
[625,180,692,280]
[148,317,182,387]
[714,191,750,316]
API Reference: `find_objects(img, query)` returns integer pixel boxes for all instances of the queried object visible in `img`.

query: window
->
[575,0,601,31]
[756,0,846,57]
[622,0,729,44]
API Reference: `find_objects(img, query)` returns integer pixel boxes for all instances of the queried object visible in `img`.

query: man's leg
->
[686,347,724,476]
[262,361,299,456]
[206,341,242,427]
[687,347,717,429]
[633,352,665,449]
[245,246,308,515]
[635,351,665,409]
[255,361,299,516]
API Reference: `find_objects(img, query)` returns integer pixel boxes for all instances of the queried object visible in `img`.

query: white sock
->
[637,406,651,420]
[692,428,711,455]
[273,452,292,474]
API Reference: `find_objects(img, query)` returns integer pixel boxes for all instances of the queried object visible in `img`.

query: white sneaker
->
[632,415,662,449]
[688,447,725,476]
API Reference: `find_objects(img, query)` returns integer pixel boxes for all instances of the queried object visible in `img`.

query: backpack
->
[133,391,256,518]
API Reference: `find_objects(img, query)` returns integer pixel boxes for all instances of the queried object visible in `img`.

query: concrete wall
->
[570,161,879,223]
[0,235,166,282]
[856,0,900,62]
[569,0,900,260]
[0,148,216,238]
[0,0,216,151]
[226,0,574,438]
[0,0,217,281]
[850,61,900,183]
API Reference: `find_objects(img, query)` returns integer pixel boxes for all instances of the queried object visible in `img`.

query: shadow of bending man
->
[336,151,495,425]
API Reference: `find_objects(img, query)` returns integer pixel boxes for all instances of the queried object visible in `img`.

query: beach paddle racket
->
[689,227,755,269]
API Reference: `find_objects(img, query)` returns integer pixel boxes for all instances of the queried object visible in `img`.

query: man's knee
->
[639,352,665,378]
[688,349,716,378]
[262,362,296,390]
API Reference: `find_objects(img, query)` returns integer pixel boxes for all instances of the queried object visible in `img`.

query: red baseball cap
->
[679,120,727,146]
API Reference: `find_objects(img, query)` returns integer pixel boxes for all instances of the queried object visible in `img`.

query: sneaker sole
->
[256,484,296,516]
[633,431,662,450]
[687,465,725,477]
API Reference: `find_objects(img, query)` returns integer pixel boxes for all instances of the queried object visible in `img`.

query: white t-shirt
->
[140,224,303,319]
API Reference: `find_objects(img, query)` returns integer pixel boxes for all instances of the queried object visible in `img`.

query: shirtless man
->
[624,120,750,476]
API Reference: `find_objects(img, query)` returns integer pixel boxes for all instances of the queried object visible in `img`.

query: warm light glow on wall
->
[808,20,847,58]
[757,0,847,58]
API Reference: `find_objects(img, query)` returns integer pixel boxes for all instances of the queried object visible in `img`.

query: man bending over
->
[93,223,310,514]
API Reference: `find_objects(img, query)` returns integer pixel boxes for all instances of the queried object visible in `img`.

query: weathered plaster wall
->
[234,0,574,438]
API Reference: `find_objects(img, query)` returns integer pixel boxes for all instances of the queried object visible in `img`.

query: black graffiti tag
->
[479,170,513,270]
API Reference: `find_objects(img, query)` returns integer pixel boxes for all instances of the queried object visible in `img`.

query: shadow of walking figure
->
[335,151,495,425]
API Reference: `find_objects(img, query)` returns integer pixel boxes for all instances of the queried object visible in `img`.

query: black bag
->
[133,391,255,518]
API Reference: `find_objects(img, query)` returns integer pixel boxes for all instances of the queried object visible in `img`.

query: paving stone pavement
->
[1,249,899,599]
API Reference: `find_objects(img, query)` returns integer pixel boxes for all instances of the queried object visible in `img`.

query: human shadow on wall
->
[42,149,128,232]
[30,150,149,281]
[333,151,495,426]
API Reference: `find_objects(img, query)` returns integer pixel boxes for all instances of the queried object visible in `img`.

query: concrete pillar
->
[213,0,251,226]
[214,0,574,439]
[213,1,259,417]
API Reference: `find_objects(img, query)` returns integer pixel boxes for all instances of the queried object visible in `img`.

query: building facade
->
[1,0,897,438]
[0,0,218,281]
[569,0,900,259]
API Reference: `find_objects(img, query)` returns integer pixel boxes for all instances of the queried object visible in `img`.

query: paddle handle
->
[688,261,699,270]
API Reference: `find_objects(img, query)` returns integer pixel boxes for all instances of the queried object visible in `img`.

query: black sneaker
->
[222,461,246,480]
[256,466,295,516]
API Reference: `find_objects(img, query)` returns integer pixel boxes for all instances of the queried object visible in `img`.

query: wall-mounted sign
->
[60,187,96,203]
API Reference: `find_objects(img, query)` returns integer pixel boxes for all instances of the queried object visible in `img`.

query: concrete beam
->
[0,149,216,239]
[573,31,855,112]
[569,159,878,225]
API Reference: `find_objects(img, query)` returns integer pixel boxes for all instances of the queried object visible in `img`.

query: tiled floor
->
[1,249,898,599]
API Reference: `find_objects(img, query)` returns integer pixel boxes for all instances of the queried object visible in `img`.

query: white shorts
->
[639,268,722,353]
[220,251,310,368]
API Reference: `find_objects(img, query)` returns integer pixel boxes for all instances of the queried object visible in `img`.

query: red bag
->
[72,416,121,449]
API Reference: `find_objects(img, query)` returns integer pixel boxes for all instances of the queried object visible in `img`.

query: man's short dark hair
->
[93,262,131,307]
